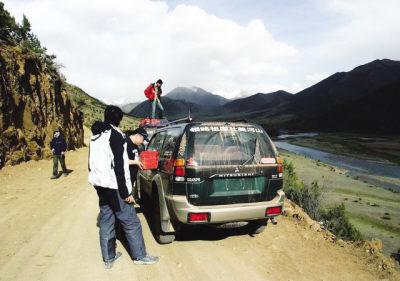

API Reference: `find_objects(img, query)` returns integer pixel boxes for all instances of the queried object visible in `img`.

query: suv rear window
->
[187,125,275,166]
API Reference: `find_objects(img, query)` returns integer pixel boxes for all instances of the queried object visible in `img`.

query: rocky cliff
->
[0,45,84,167]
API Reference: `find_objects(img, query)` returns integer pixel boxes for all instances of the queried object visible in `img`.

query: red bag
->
[139,118,150,127]
[139,118,161,127]
[144,84,155,101]
[140,150,159,170]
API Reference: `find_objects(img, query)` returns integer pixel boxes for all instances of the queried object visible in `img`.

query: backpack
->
[144,84,155,100]
[88,128,113,187]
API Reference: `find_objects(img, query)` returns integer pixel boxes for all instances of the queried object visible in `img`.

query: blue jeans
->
[151,99,164,119]
[97,189,146,261]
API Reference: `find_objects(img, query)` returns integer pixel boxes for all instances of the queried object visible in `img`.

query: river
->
[274,140,400,191]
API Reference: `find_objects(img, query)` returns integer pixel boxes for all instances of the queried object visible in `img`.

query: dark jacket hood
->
[91,121,112,135]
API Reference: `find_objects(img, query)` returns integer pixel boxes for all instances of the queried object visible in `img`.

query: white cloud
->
[305,73,328,84]
[4,0,400,102]
[304,0,400,73]
[5,0,298,102]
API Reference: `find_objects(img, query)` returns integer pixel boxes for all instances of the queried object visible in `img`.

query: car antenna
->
[188,106,192,122]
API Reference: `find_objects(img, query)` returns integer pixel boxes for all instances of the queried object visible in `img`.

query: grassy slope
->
[280,150,400,256]
[65,84,140,131]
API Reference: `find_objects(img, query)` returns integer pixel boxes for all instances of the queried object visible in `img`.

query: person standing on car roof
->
[144,79,164,119]
[88,105,159,268]
[50,129,68,179]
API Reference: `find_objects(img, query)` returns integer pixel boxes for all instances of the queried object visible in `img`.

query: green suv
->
[137,121,285,244]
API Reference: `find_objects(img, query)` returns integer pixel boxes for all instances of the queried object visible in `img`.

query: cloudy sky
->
[5,0,400,103]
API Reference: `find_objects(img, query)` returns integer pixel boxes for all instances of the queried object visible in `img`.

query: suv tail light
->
[266,206,282,216]
[174,159,185,181]
[276,157,283,174]
[188,212,210,222]
[174,167,185,177]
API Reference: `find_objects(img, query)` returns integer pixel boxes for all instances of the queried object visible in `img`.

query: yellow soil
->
[0,147,398,281]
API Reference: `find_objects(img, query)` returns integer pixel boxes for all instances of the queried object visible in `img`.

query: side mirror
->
[140,150,159,170]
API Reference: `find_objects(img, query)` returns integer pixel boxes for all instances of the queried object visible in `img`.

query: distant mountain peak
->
[166,86,229,107]
[190,86,200,92]
[222,89,294,114]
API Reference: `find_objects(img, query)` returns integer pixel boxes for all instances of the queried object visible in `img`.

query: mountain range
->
[129,87,229,119]
[128,59,400,133]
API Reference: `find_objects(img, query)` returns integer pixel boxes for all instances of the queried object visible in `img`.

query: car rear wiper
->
[240,154,255,167]
[240,138,257,167]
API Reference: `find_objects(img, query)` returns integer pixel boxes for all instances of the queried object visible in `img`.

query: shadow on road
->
[54,169,74,179]
[138,202,268,242]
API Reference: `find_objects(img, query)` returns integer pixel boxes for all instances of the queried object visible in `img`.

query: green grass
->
[65,83,140,130]
[280,150,400,255]
[347,212,400,234]
[348,214,400,256]
[333,188,400,204]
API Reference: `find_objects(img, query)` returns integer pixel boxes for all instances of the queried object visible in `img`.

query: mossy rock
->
[10,150,25,165]
[17,128,25,141]
[2,126,17,138]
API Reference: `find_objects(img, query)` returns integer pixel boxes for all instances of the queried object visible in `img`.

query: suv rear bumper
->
[169,190,285,224]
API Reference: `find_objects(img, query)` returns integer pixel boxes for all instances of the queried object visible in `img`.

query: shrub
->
[285,180,323,220]
[321,204,363,241]
[283,159,362,241]
[283,160,323,220]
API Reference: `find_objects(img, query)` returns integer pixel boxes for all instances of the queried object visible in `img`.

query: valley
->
[279,149,400,256]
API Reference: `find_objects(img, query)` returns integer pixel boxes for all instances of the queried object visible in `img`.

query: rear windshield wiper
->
[240,154,255,167]
[240,138,257,167]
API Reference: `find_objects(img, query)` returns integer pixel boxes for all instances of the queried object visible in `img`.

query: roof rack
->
[141,107,193,130]
[197,119,248,124]
[141,116,193,130]
[164,116,193,126]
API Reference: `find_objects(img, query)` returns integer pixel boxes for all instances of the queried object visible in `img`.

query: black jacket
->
[127,138,140,183]
[91,121,130,206]
[50,136,67,155]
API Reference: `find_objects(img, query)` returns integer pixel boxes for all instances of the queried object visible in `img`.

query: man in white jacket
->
[89,105,159,269]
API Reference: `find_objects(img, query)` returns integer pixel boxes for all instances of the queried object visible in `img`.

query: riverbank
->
[279,150,400,257]
[280,133,400,165]
[274,140,400,193]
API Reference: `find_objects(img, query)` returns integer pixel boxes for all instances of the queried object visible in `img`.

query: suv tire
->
[152,188,175,244]
[249,220,267,234]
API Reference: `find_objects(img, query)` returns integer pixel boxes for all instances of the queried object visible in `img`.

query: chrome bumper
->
[170,190,285,224]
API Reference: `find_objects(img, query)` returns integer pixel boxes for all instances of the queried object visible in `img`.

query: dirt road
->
[0,147,398,281]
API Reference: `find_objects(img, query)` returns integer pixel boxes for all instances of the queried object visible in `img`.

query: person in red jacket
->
[144,79,164,119]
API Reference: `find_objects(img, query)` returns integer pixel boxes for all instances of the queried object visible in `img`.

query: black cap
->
[131,127,149,142]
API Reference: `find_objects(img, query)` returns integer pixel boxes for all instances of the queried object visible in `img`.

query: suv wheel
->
[249,220,267,234]
[152,189,175,244]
